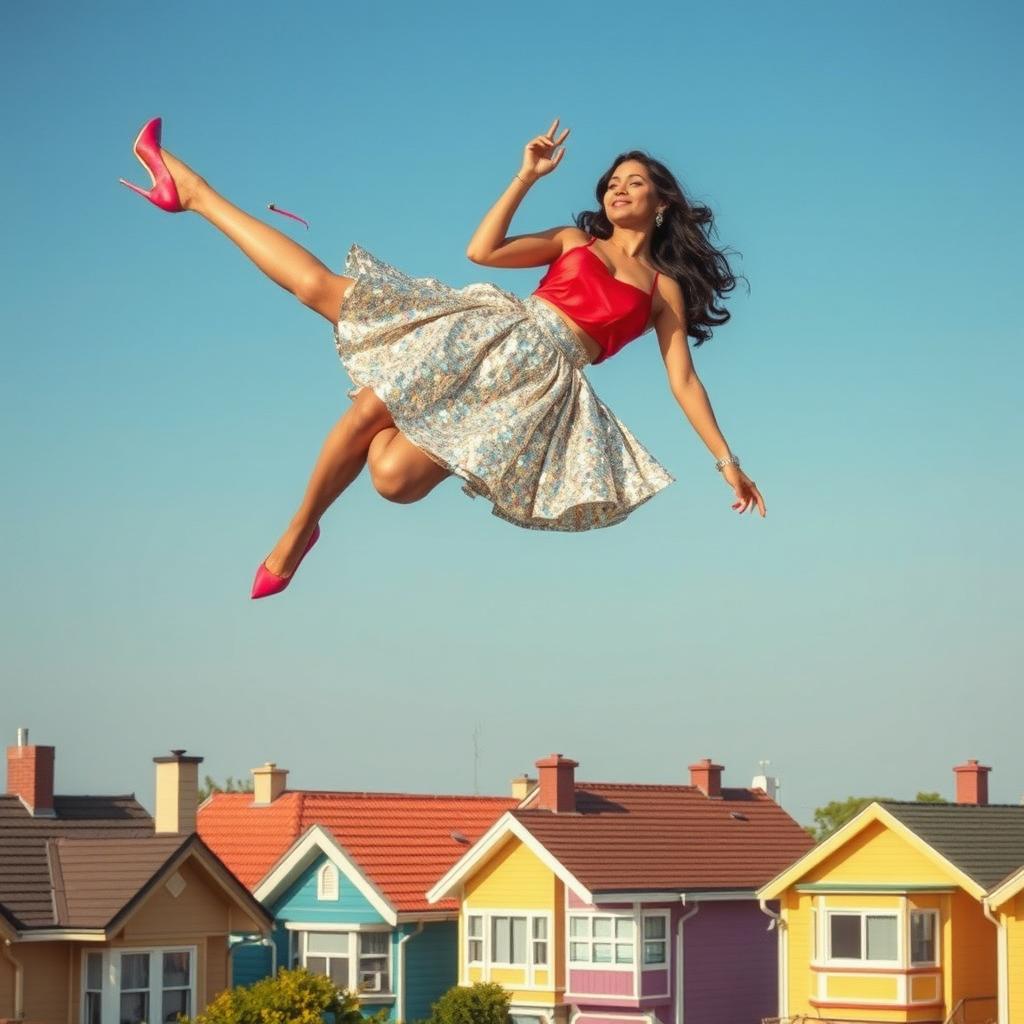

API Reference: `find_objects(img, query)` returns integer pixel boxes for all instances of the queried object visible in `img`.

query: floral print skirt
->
[333,243,675,531]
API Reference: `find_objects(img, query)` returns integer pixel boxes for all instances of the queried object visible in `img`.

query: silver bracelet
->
[715,454,741,472]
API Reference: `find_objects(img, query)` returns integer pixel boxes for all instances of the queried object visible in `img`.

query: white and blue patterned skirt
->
[333,243,674,531]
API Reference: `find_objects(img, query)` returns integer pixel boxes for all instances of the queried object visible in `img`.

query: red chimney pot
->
[535,754,578,814]
[689,757,724,799]
[953,758,991,806]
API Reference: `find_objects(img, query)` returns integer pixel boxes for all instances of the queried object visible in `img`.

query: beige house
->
[0,731,273,1024]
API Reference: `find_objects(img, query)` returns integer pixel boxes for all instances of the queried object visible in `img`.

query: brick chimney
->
[689,758,724,799]
[153,750,203,834]
[6,728,55,817]
[535,754,577,813]
[954,759,990,806]
[511,774,537,801]
[251,762,289,805]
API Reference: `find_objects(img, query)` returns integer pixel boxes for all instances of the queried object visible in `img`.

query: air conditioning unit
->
[359,970,383,992]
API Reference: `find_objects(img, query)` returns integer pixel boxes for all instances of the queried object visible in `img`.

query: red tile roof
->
[198,791,517,912]
[514,783,814,893]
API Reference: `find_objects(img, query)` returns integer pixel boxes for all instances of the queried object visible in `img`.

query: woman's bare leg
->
[263,389,396,576]
[160,149,350,321]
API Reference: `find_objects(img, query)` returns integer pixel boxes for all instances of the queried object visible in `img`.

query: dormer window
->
[317,862,340,901]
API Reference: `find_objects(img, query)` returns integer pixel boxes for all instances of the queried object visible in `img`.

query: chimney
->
[689,757,724,799]
[535,754,577,813]
[153,750,204,834]
[6,728,56,817]
[954,759,990,806]
[251,762,289,805]
[511,774,537,801]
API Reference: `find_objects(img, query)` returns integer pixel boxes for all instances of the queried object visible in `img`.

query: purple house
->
[429,754,814,1024]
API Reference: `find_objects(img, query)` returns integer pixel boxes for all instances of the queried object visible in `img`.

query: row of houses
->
[2,732,1024,1024]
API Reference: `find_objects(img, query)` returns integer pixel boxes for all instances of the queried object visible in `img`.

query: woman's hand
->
[520,118,570,182]
[723,464,766,517]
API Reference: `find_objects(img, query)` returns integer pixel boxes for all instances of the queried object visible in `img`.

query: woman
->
[119,116,765,599]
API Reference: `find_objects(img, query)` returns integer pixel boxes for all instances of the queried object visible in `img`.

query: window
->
[467,915,484,963]
[910,909,939,965]
[84,949,194,1024]
[120,953,150,1024]
[301,930,392,994]
[492,916,528,964]
[827,912,899,963]
[532,917,548,966]
[305,931,352,988]
[317,863,340,901]
[162,951,192,1021]
[359,932,390,992]
[568,915,635,966]
[84,952,103,1024]
[643,914,667,966]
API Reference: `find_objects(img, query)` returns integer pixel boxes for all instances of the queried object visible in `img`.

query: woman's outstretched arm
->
[654,277,766,517]
[466,118,571,267]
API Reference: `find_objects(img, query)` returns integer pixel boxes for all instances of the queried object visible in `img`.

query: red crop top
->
[531,236,659,364]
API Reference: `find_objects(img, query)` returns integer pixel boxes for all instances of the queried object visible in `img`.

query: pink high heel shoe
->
[251,525,321,600]
[118,117,184,212]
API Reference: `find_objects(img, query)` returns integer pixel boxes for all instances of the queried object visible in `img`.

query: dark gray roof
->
[881,801,1024,891]
[0,793,152,927]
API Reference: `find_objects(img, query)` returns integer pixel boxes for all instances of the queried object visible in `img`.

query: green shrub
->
[179,967,388,1024]
[424,981,511,1024]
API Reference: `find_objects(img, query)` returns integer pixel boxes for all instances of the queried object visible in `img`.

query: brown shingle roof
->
[0,794,152,928]
[880,801,1024,891]
[513,783,814,893]
[53,834,187,928]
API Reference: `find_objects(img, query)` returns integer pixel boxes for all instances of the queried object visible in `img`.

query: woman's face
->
[603,159,660,227]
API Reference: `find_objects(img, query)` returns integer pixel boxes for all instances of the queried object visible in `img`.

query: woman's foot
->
[157,149,206,212]
[263,520,320,579]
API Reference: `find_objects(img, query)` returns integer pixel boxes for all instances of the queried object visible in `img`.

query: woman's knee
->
[369,453,421,504]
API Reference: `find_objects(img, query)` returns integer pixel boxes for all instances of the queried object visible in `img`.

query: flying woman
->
[119,116,765,599]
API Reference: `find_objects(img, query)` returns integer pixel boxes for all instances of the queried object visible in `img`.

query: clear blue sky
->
[2,1,1021,828]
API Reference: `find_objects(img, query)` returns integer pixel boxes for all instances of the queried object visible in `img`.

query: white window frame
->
[641,910,670,969]
[909,908,941,967]
[467,914,484,965]
[80,946,196,1024]
[299,928,393,995]
[317,862,340,901]
[461,909,554,988]
[824,909,901,967]
[568,911,637,971]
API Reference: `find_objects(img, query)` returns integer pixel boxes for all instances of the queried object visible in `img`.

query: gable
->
[803,818,961,887]
[119,855,264,940]
[275,853,388,925]
[465,835,557,910]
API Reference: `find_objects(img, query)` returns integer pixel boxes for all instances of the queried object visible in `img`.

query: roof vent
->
[730,811,748,821]
[450,831,471,845]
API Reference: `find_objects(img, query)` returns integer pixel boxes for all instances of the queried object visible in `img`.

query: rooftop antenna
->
[473,723,482,796]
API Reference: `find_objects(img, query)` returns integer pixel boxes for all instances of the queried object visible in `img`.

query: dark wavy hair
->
[574,150,747,346]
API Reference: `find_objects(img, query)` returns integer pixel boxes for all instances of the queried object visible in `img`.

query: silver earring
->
[655,210,664,228]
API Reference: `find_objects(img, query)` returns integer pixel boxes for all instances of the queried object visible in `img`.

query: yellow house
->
[758,759,1024,1024]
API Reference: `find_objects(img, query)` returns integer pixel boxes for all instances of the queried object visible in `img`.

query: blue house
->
[199,763,516,1020]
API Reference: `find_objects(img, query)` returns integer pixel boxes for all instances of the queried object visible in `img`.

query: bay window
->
[642,914,668,966]
[300,929,391,994]
[910,909,939,965]
[492,915,528,964]
[80,947,194,1024]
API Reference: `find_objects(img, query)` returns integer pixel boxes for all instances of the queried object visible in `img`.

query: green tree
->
[809,791,950,842]
[198,774,254,802]
[179,967,387,1024]
[426,981,511,1024]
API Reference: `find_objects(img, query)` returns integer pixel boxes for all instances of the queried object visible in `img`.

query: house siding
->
[681,900,776,1024]
[275,854,383,925]
[403,920,457,1022]
[3,942,71,1024]
[1005,892,1024,1024]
